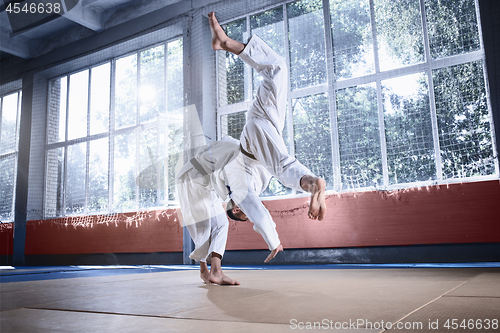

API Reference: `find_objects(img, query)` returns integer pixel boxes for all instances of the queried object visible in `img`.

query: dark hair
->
[226,199,248,221]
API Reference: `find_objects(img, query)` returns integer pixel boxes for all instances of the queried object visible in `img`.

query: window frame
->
[0,90,22,222]
[216,0,498,194]
[43,36,184,218]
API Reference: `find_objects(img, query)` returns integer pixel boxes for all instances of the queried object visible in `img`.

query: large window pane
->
[426,0,480,59]
[114,132,136,211]
[115,54,137,129]
[0,155,16,221]
[44,147,64,217]
[375,0,425,71]
[89,138,109,213]
[221,111,246,139]
[166,108,183,202]
[167,39,184,112]
[220,19,247,106]
[90,63,110,135]
[67,70,89,140]
[337,84,382,189]
[382,73,435,184]
[330,0,374,80]
[0,93,19,154]
[47,77,67,144]
[251,8,285,96]
[165,38,185,201]
[292,93,333,188]
[287,0,327,90]
[140,45,165,124]
[66,142,87,215]
[139,129,157,208]
[434,61,495,179]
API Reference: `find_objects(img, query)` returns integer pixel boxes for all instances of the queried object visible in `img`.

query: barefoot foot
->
[209,271,240,285]
[200,262,212,284]
[308,178,327,221]
[208,12,228,51]
[208,12,245,54]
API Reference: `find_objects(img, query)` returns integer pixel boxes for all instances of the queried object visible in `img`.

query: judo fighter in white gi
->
[175,12,328,285]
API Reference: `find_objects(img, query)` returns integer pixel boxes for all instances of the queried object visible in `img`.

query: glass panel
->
[90,63,110,135]
[114,132,136,211]
[67,70,89,140]
[140,45,165,124]
[89,138,109,213]
[337,84,382,190]
[115,54,137,129]
[287,0,327,90]
[220,19,248,106]
[382,73,435,184]
[330,0,375,80]
[250,8,285,96]
[220,111,246,139]
[374,0,425,71]
[433,61,495,179]
[44,147,65,217]
[0,155,16,221]
[166,105,183,201]
[47,77,67,144]
[426,0,480,59]
[0,92,19,154]
[292,93,333,189]
[66,142,87,215]
[167,39,184,112]
[139,128,157,208]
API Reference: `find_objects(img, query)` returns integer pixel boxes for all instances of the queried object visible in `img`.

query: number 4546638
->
[444,319,498,330]
[5,2,61,14]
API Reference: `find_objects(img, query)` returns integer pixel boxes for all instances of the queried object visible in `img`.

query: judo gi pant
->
[176,164,228,263]
[239,35,315,192]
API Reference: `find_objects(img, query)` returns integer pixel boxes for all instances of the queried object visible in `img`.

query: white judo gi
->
[239,35,314,193]
[176,136,281,262]
[176,34,316,262]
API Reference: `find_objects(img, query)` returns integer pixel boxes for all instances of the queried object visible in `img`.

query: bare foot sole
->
[208,12,229,51]
[209,271,240,285]
[308,178,327,221]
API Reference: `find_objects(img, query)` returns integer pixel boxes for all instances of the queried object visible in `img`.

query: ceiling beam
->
[61,1,103,32]
[0,30,31,58]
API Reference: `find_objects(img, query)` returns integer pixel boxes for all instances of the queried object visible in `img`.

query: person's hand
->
[264,244,283,263]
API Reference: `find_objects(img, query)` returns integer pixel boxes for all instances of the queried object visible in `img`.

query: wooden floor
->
[1,264,499,332]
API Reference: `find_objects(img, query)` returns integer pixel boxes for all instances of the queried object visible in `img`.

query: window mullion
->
[283,3,294,157]
[161,41,168,205]
[475,0,499,176]
[136,52,141,209]
[369,0,389,187]
[283,3,296,196]
[109,60,116,213]
[85,69,92,213]
[15,92,21,155]
[245,16,252,102]
[322,0,341,191]
[420,0,443,181]
[62,75,70,216]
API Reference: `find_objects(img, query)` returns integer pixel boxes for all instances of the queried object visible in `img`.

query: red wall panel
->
[0,222,13,255]
[226,180,500,250]
[24,208,183,255]
[3,180,499,256]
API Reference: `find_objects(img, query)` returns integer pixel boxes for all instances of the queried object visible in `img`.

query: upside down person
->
[209,12,327,255]
[174,12,328,286]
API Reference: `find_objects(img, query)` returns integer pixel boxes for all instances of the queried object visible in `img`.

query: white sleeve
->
[230,187,281,251]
